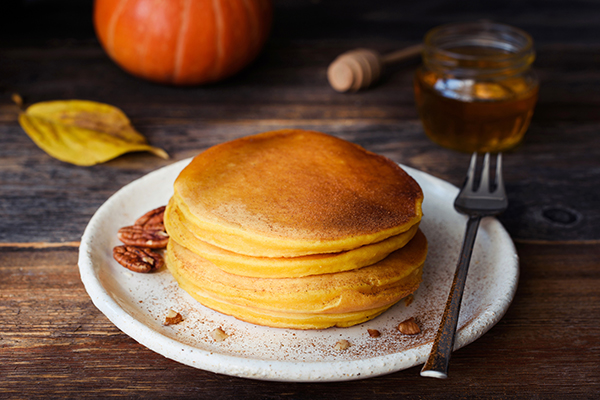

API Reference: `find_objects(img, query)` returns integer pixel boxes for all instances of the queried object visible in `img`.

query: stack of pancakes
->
[164,129,427,329]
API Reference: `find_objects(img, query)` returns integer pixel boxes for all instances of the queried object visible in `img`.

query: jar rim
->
[424,21,534,61]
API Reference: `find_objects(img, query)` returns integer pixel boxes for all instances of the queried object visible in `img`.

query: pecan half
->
[135,206,166,228]
[113,245,164,273]
[117,224,169,248]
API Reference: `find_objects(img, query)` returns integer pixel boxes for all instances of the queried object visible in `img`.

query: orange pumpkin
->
[94,0,272,85]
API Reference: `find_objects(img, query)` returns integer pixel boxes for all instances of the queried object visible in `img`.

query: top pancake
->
[173,129,423,257]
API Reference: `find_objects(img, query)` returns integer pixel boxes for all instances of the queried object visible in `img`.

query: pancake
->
[165,277,394,329]
[166,230,427,329]
[165,197,419,278]
[171,129,423,257]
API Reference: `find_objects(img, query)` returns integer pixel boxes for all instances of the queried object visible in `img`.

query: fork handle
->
[420,216,481,378]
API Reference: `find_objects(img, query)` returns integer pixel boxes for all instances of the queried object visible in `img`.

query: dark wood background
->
[1,0,599,398]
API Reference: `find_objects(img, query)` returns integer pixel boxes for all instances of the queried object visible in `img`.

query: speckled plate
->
[78,158,518,382]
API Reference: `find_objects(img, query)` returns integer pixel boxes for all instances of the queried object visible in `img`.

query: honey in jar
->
[414,22,539,153]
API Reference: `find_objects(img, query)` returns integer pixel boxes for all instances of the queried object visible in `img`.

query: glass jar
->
[414,21,539,153]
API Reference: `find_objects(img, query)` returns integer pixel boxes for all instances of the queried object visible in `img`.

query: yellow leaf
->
[18,100,169,166]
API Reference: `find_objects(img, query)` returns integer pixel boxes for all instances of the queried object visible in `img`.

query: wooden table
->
[1,1,599,398]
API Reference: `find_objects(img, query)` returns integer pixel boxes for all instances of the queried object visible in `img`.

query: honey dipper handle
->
[327,44,423,93]
[380,44,424,65]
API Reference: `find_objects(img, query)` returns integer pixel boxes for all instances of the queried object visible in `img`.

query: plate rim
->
[78,158,518,382]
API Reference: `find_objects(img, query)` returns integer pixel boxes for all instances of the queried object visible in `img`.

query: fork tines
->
[464,152,504,194]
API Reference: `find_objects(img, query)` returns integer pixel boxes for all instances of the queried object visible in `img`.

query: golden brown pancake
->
[165,197,419,278]
[166,230,427,329]
[164,129,427,329]
[166,277,394,329]
[171,129,423,257]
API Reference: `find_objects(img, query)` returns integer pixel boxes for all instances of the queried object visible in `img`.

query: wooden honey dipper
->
[327,44,424,92]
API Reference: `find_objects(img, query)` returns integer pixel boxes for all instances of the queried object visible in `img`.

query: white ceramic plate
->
[79,158,518,382]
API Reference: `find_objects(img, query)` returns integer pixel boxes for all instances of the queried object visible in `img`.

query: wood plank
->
[1,243,598,398]
[2,0,600,47]
[1,114,599,243]
[1,32,599,244]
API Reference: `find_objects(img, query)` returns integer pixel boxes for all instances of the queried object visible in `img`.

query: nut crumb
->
[367,329,381,338]
[164,309,183,326]
[334,339,351,350]
[12,93,23,109]
[398,317,420,335]
[404,294,414,307]
[211,327,229,342]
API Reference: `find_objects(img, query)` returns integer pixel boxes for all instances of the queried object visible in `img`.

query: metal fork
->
[421,152,508,379]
